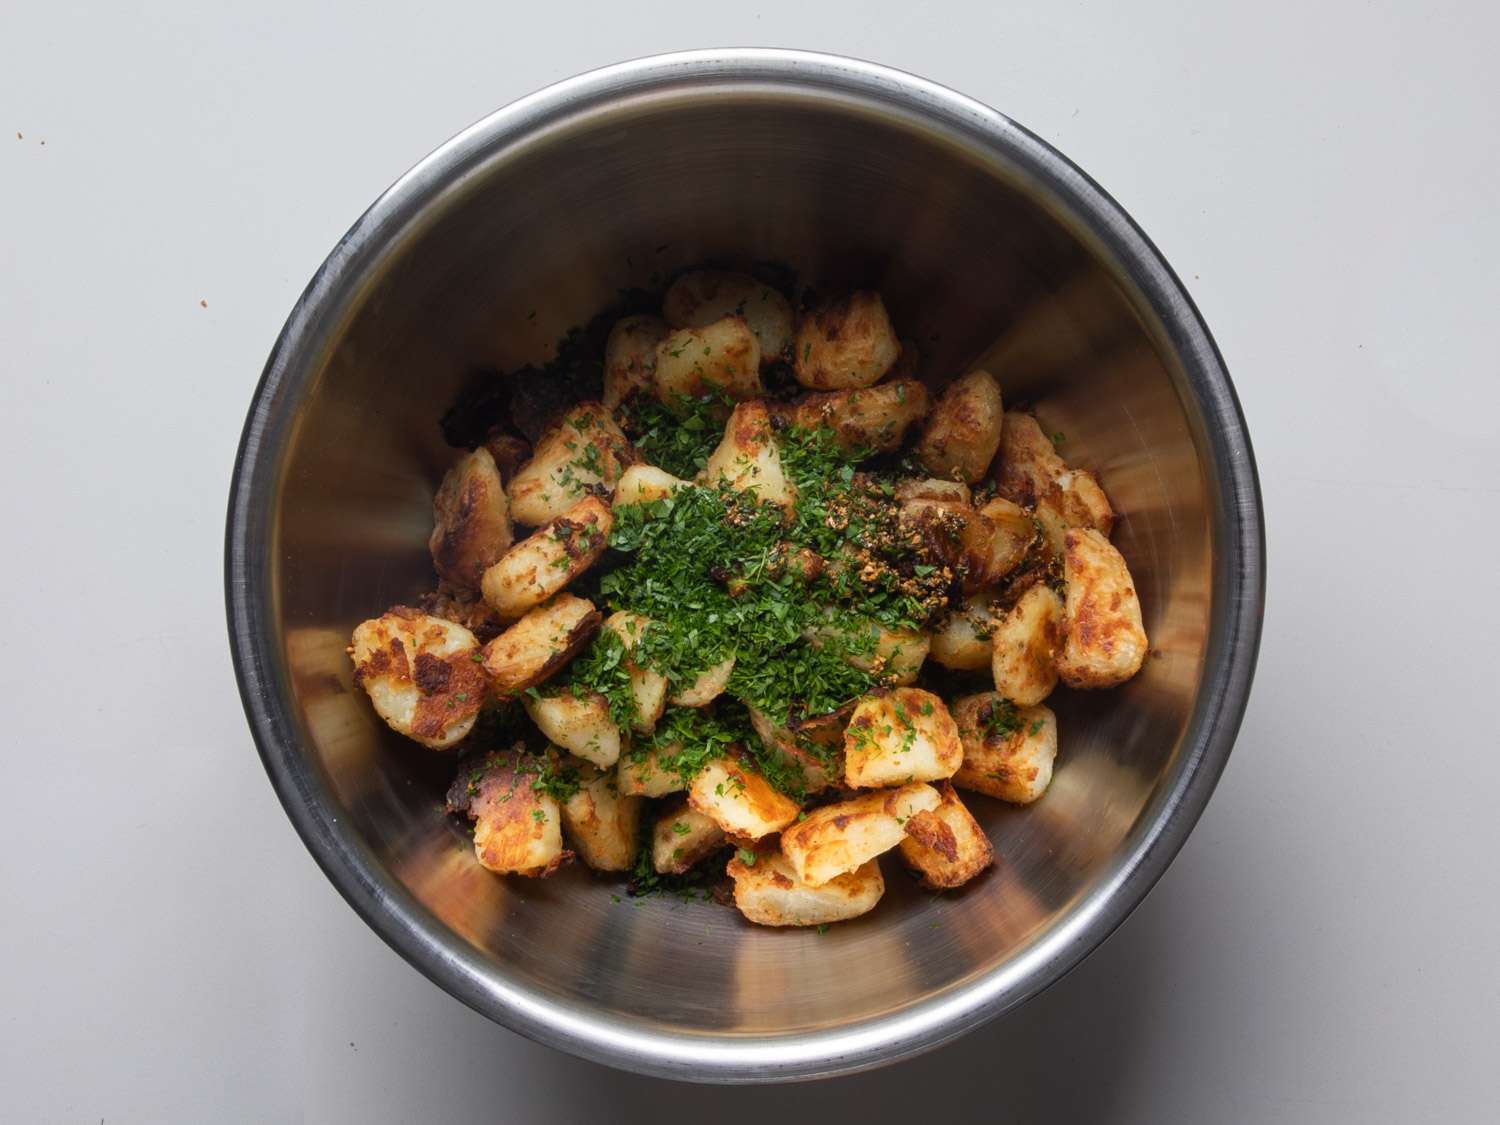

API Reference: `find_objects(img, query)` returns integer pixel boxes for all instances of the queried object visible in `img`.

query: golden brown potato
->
[703,401,797,509]
[654,317,763,405]
[522,689,622,767]
[687,756,801,840]
[603,314,669,409]
[507,403,634,527]
[482,431,531,483]
[898,499,1021,593]
[994,412,1115,537]
[479,495,612,618]
[1056,528,1148,688]
[602,611,667,733]
[894,477,972,505]
[560,759,643,872]
[447,750,568,876]
[779,782,941,886]
[914,369,1005,484]
[951,693,1058,804]
[746,704,842,795]
[990,583,1063,705]
[728,844,884,927]
[804,617,929,686]
[667,656,736,707]
[651,801,726,875]
[481,593,601,698]
[662,270,794,363]
[843,688,962,788]
[976,496,1037,574]
[776,380,930,453]
[928,594,998,672]
[349,607,487,749]
[897,781,995,890]
[616,744,688,797]
[793,291,901,390]
[429,447,513,590]
[612,463,691,508]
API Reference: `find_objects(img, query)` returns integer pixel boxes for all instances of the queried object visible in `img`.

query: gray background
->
[3,2,1495,1121]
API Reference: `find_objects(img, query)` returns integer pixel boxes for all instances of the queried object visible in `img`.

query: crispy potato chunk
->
[994,412,1114,537]
[654,317,763,405]
[613,463,691,508]
[894,477,971,505]
[603,314,669,409]
[482,431,531,483]
[843,688,962,787]
[522,689,622,768]
[899,498,1022,593]
[804,617,929,686]
[481,593,601,698]
[446,750,567,876]
[914,369,1005,484]
[560,758,643,872]
[703,401,796,509]
[991,583,1063,705]
[951,693,1058,804]
[602,611,667,733]
[977,496,1037,574]
[928,594,998,672]
[429,447,513,590]
[616,744,688,797]
[898,782,995,890]
[776,380,929,453]
[350,607,487,749]
[663,270,794,363]
[728,845,884,927]
[780,783,941,886]
[668,655,736,707]
[793,291,901,390]
[1056,528,1148,689]
[652,801,726,875]
[508,403,634,527]
[687,756,801,840]
[480,495,612,618]
[746,704,843,795]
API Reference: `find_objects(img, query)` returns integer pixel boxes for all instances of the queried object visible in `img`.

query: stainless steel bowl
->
[226,49,1263,1082]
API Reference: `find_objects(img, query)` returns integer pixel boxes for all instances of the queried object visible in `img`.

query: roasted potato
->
[951,693,1058,804]
[780,782,941,886]
[603,314,669,409]
[667,655,736,707]
[522,689,622,767]
[429,447,512,590]
[482,431,532,483]
[481,593,601,698]
[602,611,668,733]
[976,496,1037,574]
[991,583,1063,705]
[897,781,995,890]
[728,844,884,927]
[654,317,763,405]
[928,594,998,672]
[612,463,691,508]
[446,750,568,876]
[898,498,1023,593]
[560,759,643,872]
[914,369,1004,484]
[994,412,1114,537]
[687,756,801,839]
[480,495,612,618]
[662,270,794,363]
[804,617,929,686]
[1056,528,1148,688]
[894,477,972,505]
[350,607,487,749]
[746,704,843,795]
[703,400,797,509]
[616,744,688,797]
[507,403,634,527]
[843,688,962,787]
[651,800,726,875]
[793,291,901,390]
[775,380,929,453]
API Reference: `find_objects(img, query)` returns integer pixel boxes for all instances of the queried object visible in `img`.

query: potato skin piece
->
[897,782,995,890]
[728,845,884,927]
[652,801,726,875]
[447,750,568,877]
[843,688,962,788]
[994,412,1115,538]
[687,757,801,839]
[480,593,601,698]
[508,403,634,527]
[779,782,941,886]
[654,317,763,405]
[703,401,796,509]
[1056,528,1148,689]
[603,314,668,409]
[914,369,1005,484]
[991,583,1064,706]
[429,447,513,590]
[479,495,612,618]
[793,291,901,390]
[662,270,794,363]
[560,759,643,872]
[951,693,1058,804]
[776,380,930,453]
[350,607,487,749]
[522,690,622,767]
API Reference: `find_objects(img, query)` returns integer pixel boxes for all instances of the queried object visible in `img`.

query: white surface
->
[2,2,1496,1121]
